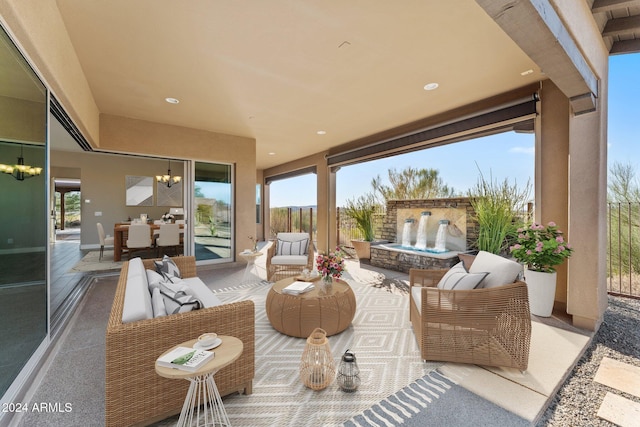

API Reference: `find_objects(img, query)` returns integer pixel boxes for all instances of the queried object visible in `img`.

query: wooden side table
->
[155,336,243,427]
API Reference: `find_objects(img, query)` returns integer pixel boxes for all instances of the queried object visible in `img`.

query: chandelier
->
[156,159,181,187]
[0,145,43,181]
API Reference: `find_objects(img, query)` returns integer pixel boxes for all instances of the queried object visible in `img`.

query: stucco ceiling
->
[53,0,547,169]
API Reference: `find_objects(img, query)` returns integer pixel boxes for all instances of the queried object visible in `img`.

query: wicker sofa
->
[409,251,531,371]
[106,256,255,427]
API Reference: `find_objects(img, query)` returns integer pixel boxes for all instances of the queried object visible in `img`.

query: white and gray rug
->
[69,250,123,273]
[156,273,442,426]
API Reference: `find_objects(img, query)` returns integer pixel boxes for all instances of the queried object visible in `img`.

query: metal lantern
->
[336,349,361,392]
[300,328,335,390]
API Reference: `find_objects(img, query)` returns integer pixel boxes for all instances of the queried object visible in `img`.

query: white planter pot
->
[524,269,557,317]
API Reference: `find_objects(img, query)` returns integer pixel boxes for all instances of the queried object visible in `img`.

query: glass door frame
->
[186,160,235,266]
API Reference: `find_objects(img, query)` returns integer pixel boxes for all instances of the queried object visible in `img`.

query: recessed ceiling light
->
[423,83,439,91]
[317,130,327,135]
[165,97,180,104]
[268,152,276,156]
[520,69,534,76]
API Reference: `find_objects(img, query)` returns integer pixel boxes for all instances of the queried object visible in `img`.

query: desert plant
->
[342,194,378,242]
[468,168,531,255]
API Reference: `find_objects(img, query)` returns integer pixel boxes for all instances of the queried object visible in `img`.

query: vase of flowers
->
[316,247,346,283]
[161,212,175,223]
[510,221,573,317]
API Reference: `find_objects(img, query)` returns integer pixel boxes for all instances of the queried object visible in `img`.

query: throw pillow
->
[437,262,488,291]
[159,281,202,314]
[469,251,522,289]
[151,287,167,318]
[277,238,309,256]
[146,269,165,291]
[154,255,181,281]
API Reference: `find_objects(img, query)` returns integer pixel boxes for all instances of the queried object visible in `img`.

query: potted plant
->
[343,194,377,260]
[510,222,573,317]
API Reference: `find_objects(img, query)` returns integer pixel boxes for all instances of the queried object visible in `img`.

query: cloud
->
[509,146,535,155]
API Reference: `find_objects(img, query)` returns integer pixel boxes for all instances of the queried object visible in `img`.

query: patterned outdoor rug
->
[154,273,442,427]
[344,369,528,427]
[69,250,123,273]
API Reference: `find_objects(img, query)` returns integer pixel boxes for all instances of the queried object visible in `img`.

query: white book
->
[282,281,315,295]
[157,346,215,372]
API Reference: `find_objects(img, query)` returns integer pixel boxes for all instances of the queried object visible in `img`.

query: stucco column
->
[567,82,609,331]
[536,80,570,310]
[315,157,335,254]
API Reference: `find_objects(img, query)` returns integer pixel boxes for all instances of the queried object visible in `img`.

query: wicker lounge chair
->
[409,267,531,371]
[266,232,314,281]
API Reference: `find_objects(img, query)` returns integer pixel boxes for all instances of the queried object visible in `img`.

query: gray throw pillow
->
[277,238,308,256]
[437,262,488,291]
[154,255,181,281]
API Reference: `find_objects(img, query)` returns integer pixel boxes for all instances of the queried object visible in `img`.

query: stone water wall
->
[380,197,478,249]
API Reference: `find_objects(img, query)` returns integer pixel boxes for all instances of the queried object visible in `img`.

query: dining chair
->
[126,224,152,259]
[97,222,115,261]
[156,223,181,257]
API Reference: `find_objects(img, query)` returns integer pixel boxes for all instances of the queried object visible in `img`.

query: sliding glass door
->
[193,162,233,263]
[0,26,48,401]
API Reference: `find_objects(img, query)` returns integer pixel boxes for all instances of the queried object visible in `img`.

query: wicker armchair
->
[266,232,314,281]
[409,268,531,371]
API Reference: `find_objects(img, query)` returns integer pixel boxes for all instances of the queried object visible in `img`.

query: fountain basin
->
[370,243,460,273]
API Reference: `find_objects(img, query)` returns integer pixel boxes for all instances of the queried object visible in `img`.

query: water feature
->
[401,219,414,247]
[414,211,431,250]
[434,219,449,252]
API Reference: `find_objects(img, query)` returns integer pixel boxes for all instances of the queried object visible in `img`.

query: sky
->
[269,53,640,208]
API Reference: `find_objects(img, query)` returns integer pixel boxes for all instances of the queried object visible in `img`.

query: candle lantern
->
[336,349,361,392]
[300,328,335,390]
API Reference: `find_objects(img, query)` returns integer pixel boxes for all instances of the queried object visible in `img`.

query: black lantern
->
[336,349,360,392]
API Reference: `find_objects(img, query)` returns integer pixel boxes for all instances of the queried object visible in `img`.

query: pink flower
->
[535,246,543,252]
[548,221,556,227]
[526,250,532,255]
[556,236,564,243]
[513,244,522,250]
[558,246,565,252]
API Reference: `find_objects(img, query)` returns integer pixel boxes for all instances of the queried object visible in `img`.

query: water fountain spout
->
[414,211,431,250]
[434,219,449,252]
[401,219,414,247]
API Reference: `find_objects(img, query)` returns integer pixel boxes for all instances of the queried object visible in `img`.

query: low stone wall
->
[370,246,460,273]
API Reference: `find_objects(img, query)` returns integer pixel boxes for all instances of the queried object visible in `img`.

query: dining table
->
[113,223,184,261]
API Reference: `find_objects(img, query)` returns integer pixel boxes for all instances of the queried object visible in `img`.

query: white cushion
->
[469,251,522,289]
[276,232,310,242]
[122,257,154,323]
[183,277,223,308]
[437,262,488,290]
[270,254,309,266]
[151,287,167,318]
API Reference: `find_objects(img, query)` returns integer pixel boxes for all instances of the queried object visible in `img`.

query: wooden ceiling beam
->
[603,15,640,37]
[592,0,640,14]
[611,38,640,54]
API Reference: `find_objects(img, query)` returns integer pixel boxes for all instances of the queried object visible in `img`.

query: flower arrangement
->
[510,222,573,273]
[316,247,346,280]
[248,236,258,252]
[161,212,174,222]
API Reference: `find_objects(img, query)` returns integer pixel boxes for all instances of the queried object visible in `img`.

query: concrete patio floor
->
[195,251,594,425]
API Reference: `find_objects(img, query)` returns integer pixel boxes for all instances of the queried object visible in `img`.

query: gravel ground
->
[538,295,640,426]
